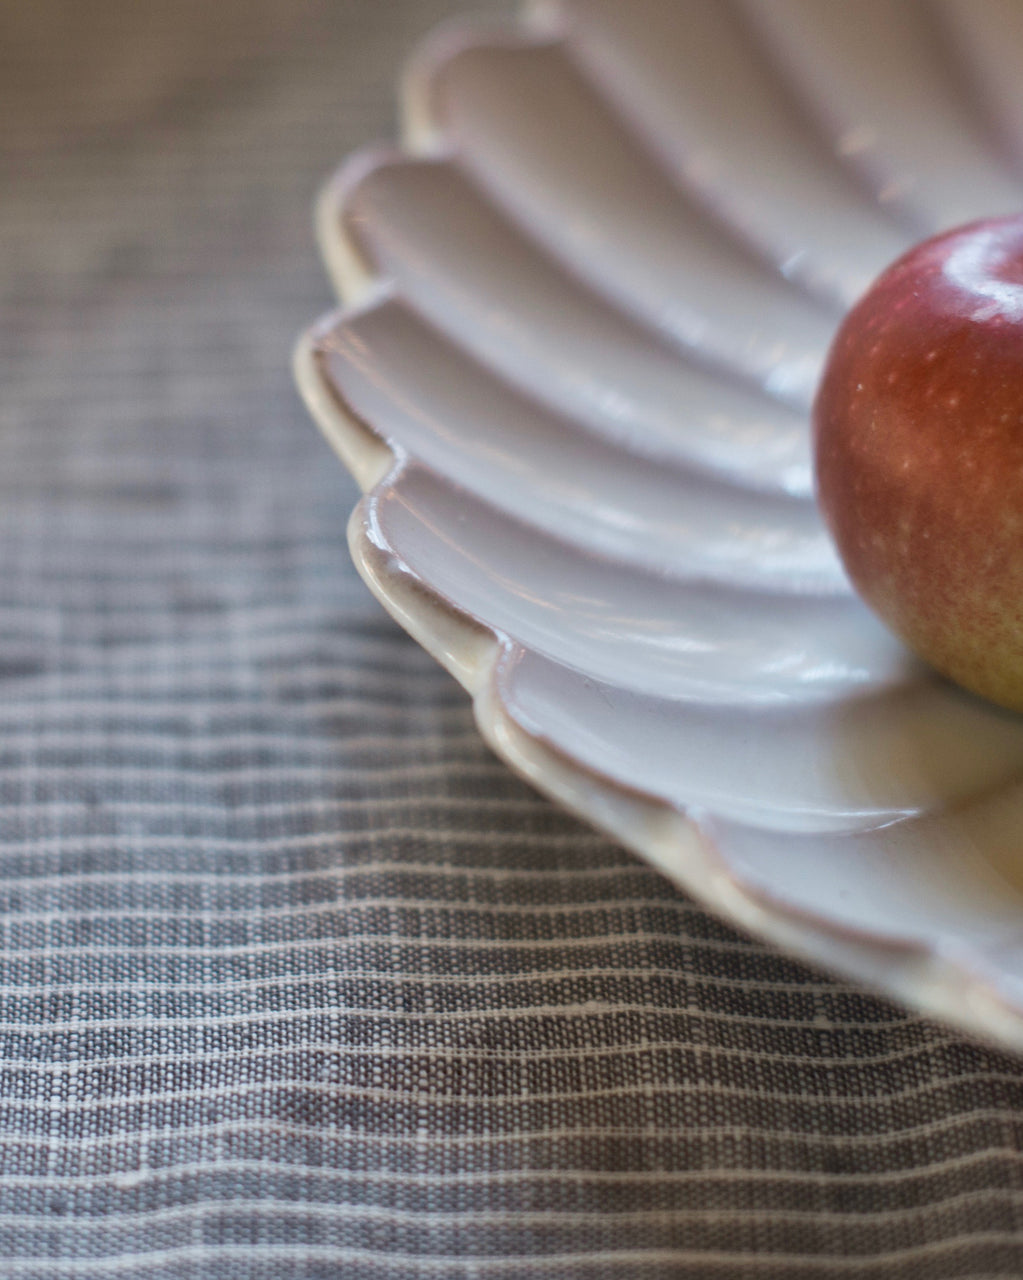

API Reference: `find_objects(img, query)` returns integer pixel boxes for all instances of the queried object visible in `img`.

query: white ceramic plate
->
[295,0,1023,1050]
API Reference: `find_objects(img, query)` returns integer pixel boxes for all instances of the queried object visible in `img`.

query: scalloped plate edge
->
[291,14,1023,1053]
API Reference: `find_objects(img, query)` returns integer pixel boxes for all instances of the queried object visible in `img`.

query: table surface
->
[4,2,1023,1276]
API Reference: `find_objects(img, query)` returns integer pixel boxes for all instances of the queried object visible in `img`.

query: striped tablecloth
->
[4,1,1023,1275]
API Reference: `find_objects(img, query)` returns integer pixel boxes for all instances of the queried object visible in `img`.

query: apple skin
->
[814,215,1023,712]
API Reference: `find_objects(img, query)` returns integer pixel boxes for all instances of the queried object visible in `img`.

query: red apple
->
[814,215,1023,712]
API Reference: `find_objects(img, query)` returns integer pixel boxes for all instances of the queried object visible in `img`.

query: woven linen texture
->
[4,1,1023,1276]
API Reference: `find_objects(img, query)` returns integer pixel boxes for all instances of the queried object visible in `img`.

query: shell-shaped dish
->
[295,0,1023,1050]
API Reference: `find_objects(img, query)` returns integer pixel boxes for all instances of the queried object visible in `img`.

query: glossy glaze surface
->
[296,0,1023,1048]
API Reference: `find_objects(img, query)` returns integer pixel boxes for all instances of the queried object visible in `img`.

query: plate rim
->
[292,6,1023,1053]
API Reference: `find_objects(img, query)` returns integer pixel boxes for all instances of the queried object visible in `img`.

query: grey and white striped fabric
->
[5,1,1023,1276]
